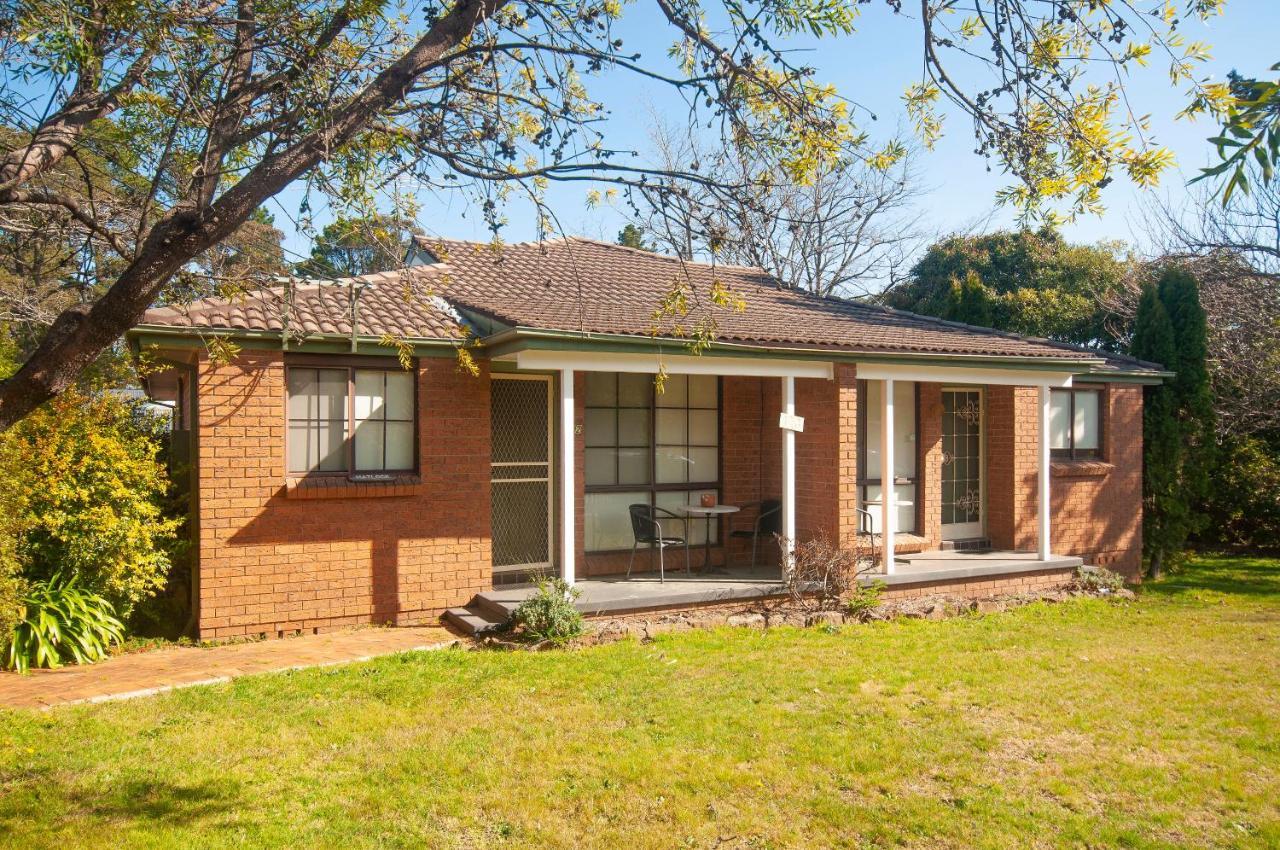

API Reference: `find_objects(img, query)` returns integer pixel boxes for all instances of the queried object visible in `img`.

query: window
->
[583,372,720,551]
[1050,387,1101,460]
[856,380,918,534]
[286,364,416,475]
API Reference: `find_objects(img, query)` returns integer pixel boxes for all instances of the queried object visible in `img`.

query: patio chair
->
[727,498,782,570]
[627,504,691,583]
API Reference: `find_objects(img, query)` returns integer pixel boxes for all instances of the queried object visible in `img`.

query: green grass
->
[2,555,1278,849]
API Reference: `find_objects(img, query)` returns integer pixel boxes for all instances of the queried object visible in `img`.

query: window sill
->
[284,473,423,500]
[1051,460,1113,478]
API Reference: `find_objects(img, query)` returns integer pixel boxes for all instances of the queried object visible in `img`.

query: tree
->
[629,122,922,296]
[1190,63,1280,204]
[881,229,1132,347]
[295,215,418,279]
[1129,282,1184,579]
[616,224,650,252]
[0,0,1226,429]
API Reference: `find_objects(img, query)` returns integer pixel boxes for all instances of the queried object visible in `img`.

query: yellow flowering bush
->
[0,389,181,616]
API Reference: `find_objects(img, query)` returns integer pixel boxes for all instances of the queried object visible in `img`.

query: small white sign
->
[778,412,805,433]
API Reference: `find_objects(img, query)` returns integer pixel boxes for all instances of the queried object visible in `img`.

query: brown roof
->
[138,236,1142,367]
[415,237,1100,361]
[141,268,465,340]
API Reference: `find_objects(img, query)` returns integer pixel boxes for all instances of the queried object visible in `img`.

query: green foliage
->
[1072,566,1125,594]
[5,574,125,673]
[844,579,885,621]
[0,389,181,614]
[616,224,651,251]
[510,577,585,645]
[294,215,419,279]
[1199,434,1280,552]
[1191,64,1280,205]
[882,229,1130,347]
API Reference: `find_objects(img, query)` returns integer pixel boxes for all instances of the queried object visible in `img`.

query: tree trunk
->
[1147,549,1163,581]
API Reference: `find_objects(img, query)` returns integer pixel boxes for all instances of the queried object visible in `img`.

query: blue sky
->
[274,0,1280,277]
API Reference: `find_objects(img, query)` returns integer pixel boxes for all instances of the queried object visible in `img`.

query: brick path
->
[0,625,460,710]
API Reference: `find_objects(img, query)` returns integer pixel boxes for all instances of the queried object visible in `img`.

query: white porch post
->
[1037,384,1052,561]
[880,378,896,574]
[560,368,576,585]
[781,376,796,572]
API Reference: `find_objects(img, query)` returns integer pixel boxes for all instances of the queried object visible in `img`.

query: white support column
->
[781,376,797,573]
[1037,384,1052,561]
[560,368,576,585]
[880,378,896,574]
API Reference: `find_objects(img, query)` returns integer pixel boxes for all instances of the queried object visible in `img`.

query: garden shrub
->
[5,574,125,673]
[782,533,876,612]
[845,579,886,621]
[510,577,585,645]
[0,388,181,615]
[1072,565,1125,594]
[1198,435,1280,552]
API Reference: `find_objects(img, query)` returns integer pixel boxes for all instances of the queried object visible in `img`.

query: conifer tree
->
[1130,282,1184,579]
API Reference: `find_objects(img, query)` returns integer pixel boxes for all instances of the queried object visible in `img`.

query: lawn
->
[2,556,1278,849]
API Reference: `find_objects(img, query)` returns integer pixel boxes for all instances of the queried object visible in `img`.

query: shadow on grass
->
[1140,554,1280,601]
[0,775,241,835]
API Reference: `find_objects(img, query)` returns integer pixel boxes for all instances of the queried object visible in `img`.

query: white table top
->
[680,504,740,515]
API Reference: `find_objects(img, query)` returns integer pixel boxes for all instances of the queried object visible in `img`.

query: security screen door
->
[490,375,553,573]
[941,388,985,541]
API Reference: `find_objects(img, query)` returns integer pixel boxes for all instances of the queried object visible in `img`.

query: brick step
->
[442,606,507,636]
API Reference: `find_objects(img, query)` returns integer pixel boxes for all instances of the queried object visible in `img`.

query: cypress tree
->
[1130,282,1185,579]
[1157,267,1216,533]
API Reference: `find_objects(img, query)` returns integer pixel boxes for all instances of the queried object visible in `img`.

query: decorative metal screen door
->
[490,375,553,574]
[941,388,985,540]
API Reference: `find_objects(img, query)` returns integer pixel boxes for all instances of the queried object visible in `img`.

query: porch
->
[444,549,1084,633]
[487,349,1080,590]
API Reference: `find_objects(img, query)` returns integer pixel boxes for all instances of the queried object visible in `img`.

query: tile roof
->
[140,268,465,340]
[414,237,1102,361]
[138,236,1150,369]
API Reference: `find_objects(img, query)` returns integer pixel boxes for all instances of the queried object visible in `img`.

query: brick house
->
[129,237,1166,639]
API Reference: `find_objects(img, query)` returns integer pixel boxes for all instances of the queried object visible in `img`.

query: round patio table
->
[680,504,740,571]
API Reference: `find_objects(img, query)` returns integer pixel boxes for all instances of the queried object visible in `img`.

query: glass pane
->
[584,409,617,448]
[617,409,650,447]
[384,371,414,420]
[1050,391,1071,449]
[1074,391,1100,450]
[316,369,348,420]
[655,409,687,445]
[584,448,617,486]
[585,372,616,407]
[689,410,718,446]
[687,447,718,483]
[617,448,650,485]
[287,369,316,419]
[287,423,312,473]
[385,421,414,469]
[354,370,384,421]
[688,375,717,408]
[655,374,687,407]
[655,447,688,483]
[354,420,384,470]
[317,419,347,471]
[894,381,916,478]
[617,373,651,407]
[860,484,917,534]
[585,491,647,551]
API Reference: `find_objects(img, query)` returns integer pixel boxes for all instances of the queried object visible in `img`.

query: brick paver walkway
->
[0,625,460,710]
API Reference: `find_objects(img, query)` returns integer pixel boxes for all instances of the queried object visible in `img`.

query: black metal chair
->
[627,504,690,583]
[728,498,782,570]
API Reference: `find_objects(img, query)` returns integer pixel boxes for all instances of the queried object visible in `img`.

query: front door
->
[490,375,553,575]
[941,388,984,541]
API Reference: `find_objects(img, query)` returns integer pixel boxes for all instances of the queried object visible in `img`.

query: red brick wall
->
[985,383,1143,579]
[194,351,492,639]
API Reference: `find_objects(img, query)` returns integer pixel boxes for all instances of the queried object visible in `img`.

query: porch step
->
[442,605,508,636]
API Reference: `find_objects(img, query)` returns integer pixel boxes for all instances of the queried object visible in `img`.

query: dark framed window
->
[286,363,417,475]
[1050,387,1102,460]
[583,372,721,551]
